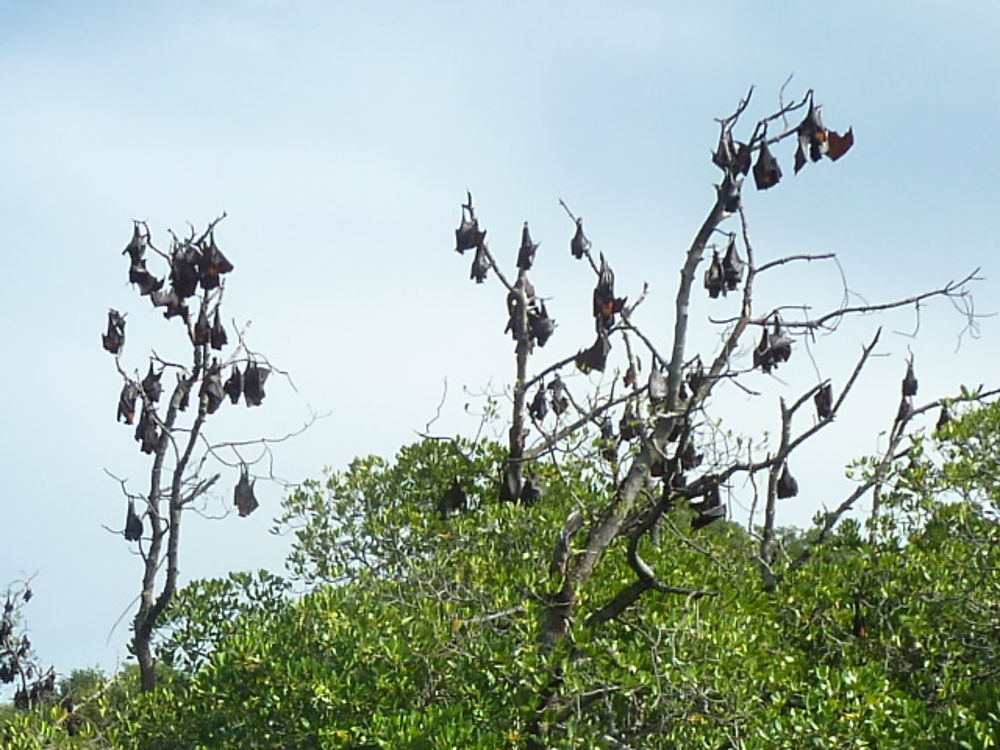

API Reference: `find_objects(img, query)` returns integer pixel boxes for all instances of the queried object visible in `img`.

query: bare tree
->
[451,87,981,744]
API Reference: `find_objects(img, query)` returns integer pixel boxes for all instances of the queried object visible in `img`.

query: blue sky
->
[1,1,998,682]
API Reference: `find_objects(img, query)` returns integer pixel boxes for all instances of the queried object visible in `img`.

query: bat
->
[754,318,793,373]
[550,509,584,579]
[777,463,799,499]
[122,223,147,264]
[200,360,224,414]
[504,290,526,340]
[520,476,545,504]
[619,403,638,441]
[499,463,520,502]
[548,376,569,416]
[437,478,468,518]
[711,132,751,176]
[691,479,720,514]
[691,504,725,531]
[592,254,626,331]
[686,356,705,395]
[826,128,854,161]
[243,362,270,407]
[576,331,611,373]
[795,96,854,172]
[529,386,548,421]
[752,139,782,190]
[117,382,139,424]
[680,439,702,470]
[704,250,723,298]
[571,218,591,259]
[193,306,211,346]
[141,363,163,403]
[814,383,834,420]
[170,242,201,299]
[648,361,667,403]
[150,290,190,324]
[134,406,159,454]
[528,302,555,347]
[516,222,538,271]
[454,199,485,253]
[223,366,243,404]
[717,172,742,215]
[124,499,143,542]
[198,233,234,291]
[210,307,228,350]
[902,360,918,397]
[176,378,191,411]
[102,310,126,354]
[234,465,259,517]
[599,417,617,462]
[936,405,951,431]
[470,244,490,283]
[722,234,744,292]
[128,259,164,296]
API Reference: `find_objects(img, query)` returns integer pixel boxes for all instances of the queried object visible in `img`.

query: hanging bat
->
[599,417,617,462]
[499,463,520,502]
[704,250,724,299]
[234,465,259,517]
[592,253,626,331]
[437,478,468,519]
[795,96,854,172]
[193,306,211,346]
[170,242,201,299]
[935,405,951,431]
[550,509,584,579]
[176,377,191,411]
[198,233,234,291]
[717,172,742,215]
[210,307,228,350]
[454,199,485,253]
[570,218,591,259]
[648,360,667,403]
[122,223,147,264]
[548,376,569,416]
[528,302,555,347]
[516,222,539,271]
[200,360,225,414]
[243,362,270,407]
[134,406,159,454]
[691,479,720,514]
[223,366,243,404]
[901,360,918,397]
[711,131,751,176]
[124,499,143,542]
[529,386,548,421]
[117,382,139,424]
[470,243,490,283]
[102,309,126,354]
[722,234,744,292]
[575,331,611,373]
[520,476,545,504]
[504,290,526,340]
[814,383,833,420]
[128,260,164,296]
[755,317,793,373]
[680,439,702,470]
[691,504,725,531]
[777,463,799,499]
[752,139,782,190]
[150,290,189,324]
[619,402,639,441]
[685,356,705,395]
[141,363,163,403]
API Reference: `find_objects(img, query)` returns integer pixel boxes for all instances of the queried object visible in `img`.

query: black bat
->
[210,307,228,350]
[243,362,270,407]
[193,306,211,346]
[717,172,742,215]
[454,198,485,253]
[150,290,190,324]
[777,463,799,499]
[117,382,139,424]
[141,363,163,403]
[754,317,793,373]
[437,478,468,519]
[128,260,164,296]
[722,234,745,292]
[223,366,243,405]
[134,406,159,454]
[902,360,918,397]
[198,233,234,291]
[470,244,489,283]
[592,253,626,331]
[122,223,147,264]
[619,403,639,442]
[691,504,725,531]
[499,463,520,503]
[516,222,538,271]
[124,499,143,542]
[548,376,569,416]
[795,97,854,172]
[752,139,782,190]
[520,476,545,505]
[200,360,224,414]
[814,383,834,420]
[528,302,555,347]
[529,386,548,421]
[570,218,591,260]
[575,331,611,373]
[102,309,126,354]
[936,405,951,431]
[170,242,201,299]
[711,131,751,176]
[599,416,617,462]
[679,440,702,470]
[704,250,724,299]
[504,290,526,340]
[234,466,259,517]
[691,479,720,514]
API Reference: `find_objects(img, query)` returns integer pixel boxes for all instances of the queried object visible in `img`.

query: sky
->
[1,0,998,683]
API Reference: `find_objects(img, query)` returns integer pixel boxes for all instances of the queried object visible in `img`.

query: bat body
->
[102,310,126,354]
[576,331,611,373]
[704,251,724,299]
[777,464,799,499]
[134,406,159,454]
[548,376,569,416]
[223,366,243,404]
[141,364,163,404]
[752,140,782,190]
[814,383,834,420]
[198,233,234,291]
[516,222,538,271]
[437,479,468,518]
[529,386,548,421]
[200,361,225,414]
[902,361,918,397]
[117,382,139,424]
[234,466,259,517]
[243,362,270,407]
[210,308,228,350]
[193,307,211,346]
[520,476,545,505]
[470,244,489,283]
[592,254,625,331]
[124,499,143,542]
[570,218,591,259]
[528,302,555,347]
[722,235,745,292]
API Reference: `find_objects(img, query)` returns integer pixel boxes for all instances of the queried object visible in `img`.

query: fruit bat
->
[704,250,724,299]
[599,417,617,462]
[117,381,139,424]
[176,378,191,412]
[170,242,201,299]
[592,253,625,331]
[777,463,799,499]
[648,362,667,403]
[814,383,833,420]
[516,222,539,271]
[124,499,143,542]
[717,172,742,215]
[470,243,490,283]
[198,233,234,291]
[499,463,520,502]
[210,307,228,350]
[234,465,259,517]
[686,357,705,395]
[722,235,744,292]
[752,139,782,190]
[102,309,126,354]
[571,218,591,260]
[548,376,569,416]
[754,318,793,373]
[200,360,225,414]
[529,386,548,421]
[576,331,611,373]
[794,97,854,172]
[520,476,545,505]
[936,405,951,431]
[690,504,725,531]
[504,289,527,340]
[134,406,159,454]
[711,131,751,177]
[691,479,721,515]
[150,290,190,324]
[223,366,243,404]
[902,360,918,397]
[550,509,583,579]
[128,259,164,296]
[528,302,555,347]
[619,403,639,441]
[437,478,468,519]
[193,306,211,346]
[122,223,147,264]
[679,440,702,470]
[141,363,163,403]
[454,200,486,253]
[243,362,270,407]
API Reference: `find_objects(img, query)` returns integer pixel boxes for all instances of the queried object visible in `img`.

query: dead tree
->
[452,87,979,744]
[0,579,56,710]
[103,216,284,692]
